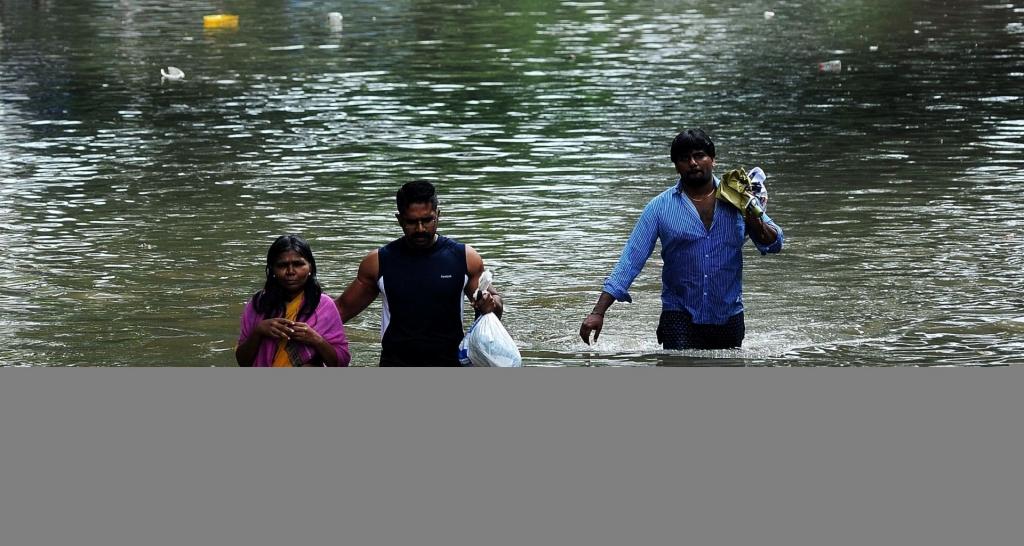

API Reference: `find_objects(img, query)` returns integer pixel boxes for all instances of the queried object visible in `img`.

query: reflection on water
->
[1,0,1023,366]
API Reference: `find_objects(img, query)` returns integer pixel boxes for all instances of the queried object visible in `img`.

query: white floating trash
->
[817,60,842,73]
[160,66,185,80]
[328,12,343,29]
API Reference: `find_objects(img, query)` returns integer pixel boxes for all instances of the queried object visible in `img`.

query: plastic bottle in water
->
[818,60,842,73]
[327,12,343,30]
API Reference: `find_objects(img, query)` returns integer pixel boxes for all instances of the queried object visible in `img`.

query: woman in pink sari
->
[236,235,351,367]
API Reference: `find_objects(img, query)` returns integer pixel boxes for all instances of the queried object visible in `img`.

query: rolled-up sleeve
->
[751,213,784,255]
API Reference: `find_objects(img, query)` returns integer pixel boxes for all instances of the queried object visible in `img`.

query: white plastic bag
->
[746,167,769,213]
[458,271,522,367]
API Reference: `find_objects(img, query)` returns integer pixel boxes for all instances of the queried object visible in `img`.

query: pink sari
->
[237,294,351,367]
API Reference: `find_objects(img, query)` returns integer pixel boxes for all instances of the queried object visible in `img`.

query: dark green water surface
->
[2,0,1023,366]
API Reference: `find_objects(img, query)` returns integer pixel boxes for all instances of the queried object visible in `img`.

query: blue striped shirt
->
[603,177,784,324]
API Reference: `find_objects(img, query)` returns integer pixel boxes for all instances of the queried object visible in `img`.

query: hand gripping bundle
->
[458,270,522,367]
[715,167,769,217]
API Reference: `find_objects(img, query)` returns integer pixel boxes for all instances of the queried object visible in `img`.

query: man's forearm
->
[746,217,778,245]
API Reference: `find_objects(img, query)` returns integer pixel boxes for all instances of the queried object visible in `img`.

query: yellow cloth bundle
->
[715,169,764,218]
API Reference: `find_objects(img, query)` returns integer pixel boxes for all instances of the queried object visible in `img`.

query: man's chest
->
[694,199,716,229]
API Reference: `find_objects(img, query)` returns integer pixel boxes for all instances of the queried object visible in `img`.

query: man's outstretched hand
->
[580,313,604,345]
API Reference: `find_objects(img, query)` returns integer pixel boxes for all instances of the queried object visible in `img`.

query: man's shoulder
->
[436,234,464,247]
[379,238,406,255]
[380,235,464,257]
[659,184,681,197]
[643,184,683,208]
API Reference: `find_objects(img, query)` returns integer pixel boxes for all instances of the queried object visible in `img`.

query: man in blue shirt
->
[579,128,783,350]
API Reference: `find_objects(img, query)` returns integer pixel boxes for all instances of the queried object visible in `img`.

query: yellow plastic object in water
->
[203,14,239,28]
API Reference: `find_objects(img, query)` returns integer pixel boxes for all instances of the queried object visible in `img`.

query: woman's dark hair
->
[670,128,716,162]
[253,234,322,321]
[396,180,439,213]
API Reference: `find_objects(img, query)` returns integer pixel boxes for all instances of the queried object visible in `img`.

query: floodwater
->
[1,0,1023,366]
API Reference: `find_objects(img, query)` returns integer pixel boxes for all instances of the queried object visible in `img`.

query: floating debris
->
[328,12,344,30]
[203,14,239,28]
[160,66,184,80]
[817,60,842,73]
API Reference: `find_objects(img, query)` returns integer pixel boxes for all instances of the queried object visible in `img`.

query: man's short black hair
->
[396,180,439,212]
[670,128,716,162]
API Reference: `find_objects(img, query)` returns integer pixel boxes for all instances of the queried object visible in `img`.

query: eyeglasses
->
[399,216,437,228]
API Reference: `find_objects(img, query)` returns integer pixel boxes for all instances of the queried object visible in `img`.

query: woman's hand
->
[236,317,296,367]
[247,319,336,367]
[286,321,324,345]
[255,319,325,344]
[292,321,339,367]
[254,318,297,340]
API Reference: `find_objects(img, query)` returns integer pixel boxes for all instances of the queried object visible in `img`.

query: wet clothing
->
[657,310,745,350]
[603,176,783,343]
[377,235,468,366]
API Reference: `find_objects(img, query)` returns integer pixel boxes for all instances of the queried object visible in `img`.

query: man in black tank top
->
[334,181,504,366]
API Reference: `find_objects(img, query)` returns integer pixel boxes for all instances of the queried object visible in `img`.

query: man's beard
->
[681,174,712,188]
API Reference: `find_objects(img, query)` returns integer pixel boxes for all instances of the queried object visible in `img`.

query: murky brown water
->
[2,0,1023,366]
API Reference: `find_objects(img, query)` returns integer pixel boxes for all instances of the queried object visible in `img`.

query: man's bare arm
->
[465,245,503,319]
[335,250,381,323]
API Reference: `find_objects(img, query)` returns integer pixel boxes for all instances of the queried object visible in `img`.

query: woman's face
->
[271,250,311,298]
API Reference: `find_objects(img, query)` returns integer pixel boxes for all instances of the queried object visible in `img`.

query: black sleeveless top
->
[377,235,468,366]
